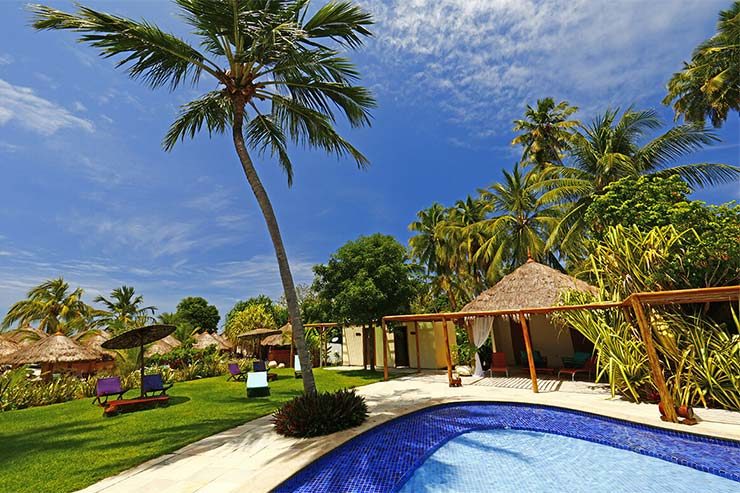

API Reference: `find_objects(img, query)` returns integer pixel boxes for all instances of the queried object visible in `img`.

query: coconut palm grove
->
[0,1,739,492]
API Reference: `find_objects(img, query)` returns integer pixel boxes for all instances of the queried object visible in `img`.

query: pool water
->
[399,429,739,493]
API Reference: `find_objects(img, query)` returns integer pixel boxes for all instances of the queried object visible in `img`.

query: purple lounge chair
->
[252,360,277,381]
[93,377,125,406]
[227,363,247,382]
[142,373,173,397]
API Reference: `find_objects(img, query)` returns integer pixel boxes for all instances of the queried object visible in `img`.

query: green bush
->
[273,388,368,437]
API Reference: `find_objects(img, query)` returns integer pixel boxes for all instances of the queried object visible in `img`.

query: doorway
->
[509,318,528,365]
[393,326,410,367]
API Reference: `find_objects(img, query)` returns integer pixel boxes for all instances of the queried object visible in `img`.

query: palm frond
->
[163,91,232,151]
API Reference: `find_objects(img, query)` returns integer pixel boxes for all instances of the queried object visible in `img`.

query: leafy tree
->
[32,0,376,395]
[2,278,91,334]
[158,311,196,345]
[224,303,276,342]
[175,296,220,333]
[585,174,740,288]
[225,295,286,328]
[313,234,416,327]
[94,286,156,333]
[512,97,579,169]
[664,2,740,127]
[542,107,738,255]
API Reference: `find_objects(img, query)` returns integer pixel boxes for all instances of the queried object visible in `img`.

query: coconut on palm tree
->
[664,1,740,127]
[94,286,157,333]
[31,0,375,394]
[541,107,738,255]
[1,278,91,334]
[512,97,579,170]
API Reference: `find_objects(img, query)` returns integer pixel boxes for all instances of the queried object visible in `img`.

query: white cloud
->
[73,101,87,112]
[0,78,94,135]
[0,54,13,65]
[360,0,725,136]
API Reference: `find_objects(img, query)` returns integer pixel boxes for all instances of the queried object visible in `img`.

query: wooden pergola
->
[381,285,739,423]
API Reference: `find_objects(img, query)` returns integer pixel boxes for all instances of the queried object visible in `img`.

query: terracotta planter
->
[677,405,695,419]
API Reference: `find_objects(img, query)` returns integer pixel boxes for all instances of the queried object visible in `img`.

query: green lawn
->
[0,368,384,493]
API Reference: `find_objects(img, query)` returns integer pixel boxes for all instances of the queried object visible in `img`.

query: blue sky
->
[0,0,738,322]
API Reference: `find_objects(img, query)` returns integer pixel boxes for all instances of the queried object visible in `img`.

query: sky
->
[0,0,738,323]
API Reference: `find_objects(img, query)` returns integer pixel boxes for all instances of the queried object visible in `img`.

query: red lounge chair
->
[92,377,125,406]
[227,363,246,382]
[558,357,596,381]
[490,352,509,377]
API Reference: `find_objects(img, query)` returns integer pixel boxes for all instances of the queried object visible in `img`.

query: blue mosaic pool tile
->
[274,402,740,492]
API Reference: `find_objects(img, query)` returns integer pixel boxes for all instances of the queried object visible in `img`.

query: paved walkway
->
[77,371,740,493]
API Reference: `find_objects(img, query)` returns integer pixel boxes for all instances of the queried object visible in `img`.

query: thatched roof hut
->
[211,332,234,351]
[3,327,48,346]
[145,334,182,356]
[261,322,291,347]
[0,337,19,358]
[75,330,115,359]
[0,332,103,366]
[462,260,596,312]
[193,331,231,351]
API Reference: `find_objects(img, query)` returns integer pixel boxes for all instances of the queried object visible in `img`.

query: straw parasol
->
[462,259,597,312]
[1,332,102,366]
[261,322,291,347]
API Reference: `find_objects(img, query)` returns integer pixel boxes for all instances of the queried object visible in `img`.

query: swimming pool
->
[275,402,740,492]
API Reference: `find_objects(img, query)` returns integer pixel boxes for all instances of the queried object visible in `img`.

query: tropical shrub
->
[273,388,368,437]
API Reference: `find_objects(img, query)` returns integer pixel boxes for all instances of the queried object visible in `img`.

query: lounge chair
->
[93,376,125,405]
[558,357,596,381]
[142,373,173,397]
[562,351,592,369]
[490,352,509,377]
[246,371,270,397]
[252,360,277,381]
[519,350,557,375]
[294,355,302,379]
[227,363,247,382]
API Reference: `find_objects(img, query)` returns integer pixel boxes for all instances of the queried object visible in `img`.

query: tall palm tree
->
[94,286,157,333]
[440,196,488,293]
[408,203,446,276]
[32,0,376,394]
[1,278,91,334]
[512,98,579,169]
[664,1,739,127]
[476,163,563,281]
[541,107,738,255]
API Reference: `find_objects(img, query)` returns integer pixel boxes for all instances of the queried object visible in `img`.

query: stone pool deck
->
[77,371,740,493]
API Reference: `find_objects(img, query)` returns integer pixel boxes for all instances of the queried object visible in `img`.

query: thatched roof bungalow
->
[0,332,107,378]
[461,259,597,367]
[193,331,232,352]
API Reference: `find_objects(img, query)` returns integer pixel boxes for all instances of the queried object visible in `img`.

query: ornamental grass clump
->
[273,388,368,438]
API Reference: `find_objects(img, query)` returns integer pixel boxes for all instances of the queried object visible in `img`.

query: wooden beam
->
[414,321,421,372]
[441,317,453,384]
[382,319,389,381]
[518,312,539,393]
[630,296,677,423]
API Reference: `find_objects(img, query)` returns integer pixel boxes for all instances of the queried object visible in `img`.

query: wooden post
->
[362,325,368,370]
[519,312,539,393]
[442,317,453,384]
[382,319,389,381]
[630,296,678,423]
[370,323,376,371]
[289,342,294,369]
[414,321,421,372]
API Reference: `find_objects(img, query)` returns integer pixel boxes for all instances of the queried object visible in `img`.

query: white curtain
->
[469,316,494,377]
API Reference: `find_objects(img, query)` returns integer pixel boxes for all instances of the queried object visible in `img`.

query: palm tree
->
[32,0,376,394]
[408,203,447,276]
[512,98,579,169]
[664,2,739,127]
[94,286,157,333]
[1,278,91,334]
[441,196,488,293]
[476,163,563,281]
[541,107,739,255]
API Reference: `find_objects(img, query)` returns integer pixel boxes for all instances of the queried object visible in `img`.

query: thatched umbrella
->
[261,322,291,347]
[0,332,103,372]
[462,259,596,312]
[193,331,231,351]
[102,325,175,398]
[145,334,182,357]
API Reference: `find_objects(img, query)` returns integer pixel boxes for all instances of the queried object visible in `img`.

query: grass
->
[0,368,385,493]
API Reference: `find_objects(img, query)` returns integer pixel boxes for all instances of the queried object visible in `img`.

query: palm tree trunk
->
[231,98,317,395]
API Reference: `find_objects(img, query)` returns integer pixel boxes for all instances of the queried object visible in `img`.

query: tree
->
[224,303,276,342]
[664,2,740,127]
[476,163,563,280]
[512,97,579,169]
[541,107,738,255]
[313,233,416,336]
[225,295,286,328]
[158,311,196,345]
[2,278,91,334]
[585,174,740,288]
[32,0,376,395]
[175,296,220,333]
[408,203,447,276]
[94,286,156,334]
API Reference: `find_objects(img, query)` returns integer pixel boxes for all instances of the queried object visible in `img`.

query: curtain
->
[469,316,494,377]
